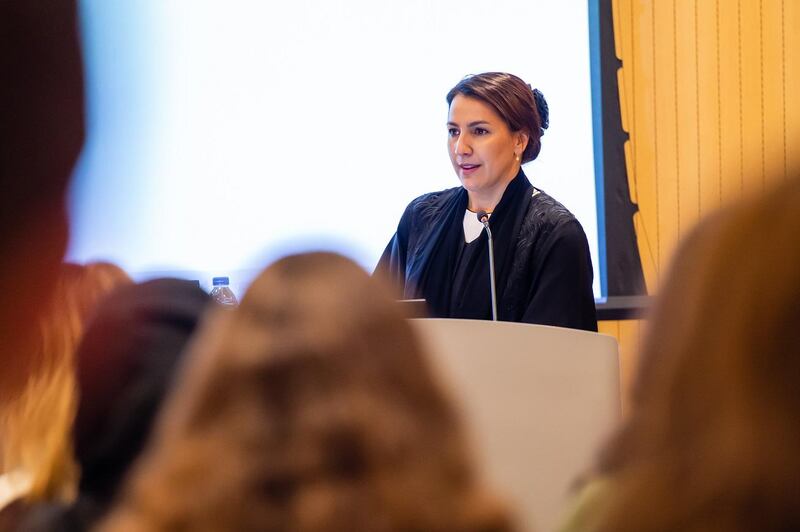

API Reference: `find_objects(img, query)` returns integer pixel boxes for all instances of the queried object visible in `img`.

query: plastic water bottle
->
[210,276,238,307]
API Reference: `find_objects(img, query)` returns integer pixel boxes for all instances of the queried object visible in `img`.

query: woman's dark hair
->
[446,72,549,163]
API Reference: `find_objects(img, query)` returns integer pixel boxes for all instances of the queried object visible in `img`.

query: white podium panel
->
[410,319,620,532]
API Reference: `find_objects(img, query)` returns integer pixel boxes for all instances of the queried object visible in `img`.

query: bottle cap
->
[212,277,230,286]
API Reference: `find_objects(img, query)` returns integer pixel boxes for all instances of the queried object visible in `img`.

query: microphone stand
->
[477,211,498,321]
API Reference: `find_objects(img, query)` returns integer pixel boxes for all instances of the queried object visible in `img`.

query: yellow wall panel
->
[612,0,799,282]
[675,0,701,236]
[616,1,654,296]
[786,0,800,173]
[718,0,745,204]
[617,67,631,139]
[597,318,643,412]
[597,320,623,405]
[617,319,641,410]
[597,320,620,340]
[740,0,766,195]
[631,211,657,294]
[630,1,662,290]
[760,0,786,189]
[618,0,658,294]
[696,0,723,212]
[606,0,799,411]
[652,0,680,272]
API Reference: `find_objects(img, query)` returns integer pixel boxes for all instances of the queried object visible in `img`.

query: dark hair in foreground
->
[447,72,549,163]
[100,253,514,532]
[585,173,800,532]
[0,0,85,403]
[74,278,212,506]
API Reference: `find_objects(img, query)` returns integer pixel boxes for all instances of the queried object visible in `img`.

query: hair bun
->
[532,88,549,132]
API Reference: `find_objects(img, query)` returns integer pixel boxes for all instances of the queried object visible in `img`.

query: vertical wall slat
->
[618,320,641,408]
[598,319,626,407]
[696,0,723,215]
[740,0,766,195]
[718,0,744,205]
[630,0,660,290]
[785,0,800,174]
[762,0,788,189]
[675,0,700,236]
[653,0,680,273]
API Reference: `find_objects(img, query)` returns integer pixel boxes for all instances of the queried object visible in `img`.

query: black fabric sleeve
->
[374,203,412,293]
[522,220,598,331]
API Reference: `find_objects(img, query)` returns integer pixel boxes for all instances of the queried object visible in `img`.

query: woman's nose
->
[454,135,471,155]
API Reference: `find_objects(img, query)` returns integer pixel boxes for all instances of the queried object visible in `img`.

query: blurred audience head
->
[8,278,211,531]
[102,252,513,532]
[0,0,85,398]
[74,278,211,506]
[587,173,800,532]
[1,262,131,503]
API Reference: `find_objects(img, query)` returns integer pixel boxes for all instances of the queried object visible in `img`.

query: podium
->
[409,319,620,532]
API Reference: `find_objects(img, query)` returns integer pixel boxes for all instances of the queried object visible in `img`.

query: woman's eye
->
[447,128,459,137]
[474,127,489,135]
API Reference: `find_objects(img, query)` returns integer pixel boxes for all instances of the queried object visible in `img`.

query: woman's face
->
[447,94,527,200]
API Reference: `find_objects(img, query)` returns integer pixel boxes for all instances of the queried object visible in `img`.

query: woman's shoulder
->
[527,188,584,234]
[402,185,464,222]
[408,185,462,208]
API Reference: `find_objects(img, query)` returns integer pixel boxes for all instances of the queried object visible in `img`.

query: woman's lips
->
[459,163,480,175]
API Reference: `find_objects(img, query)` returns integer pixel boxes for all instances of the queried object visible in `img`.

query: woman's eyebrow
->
[446,120,491,127]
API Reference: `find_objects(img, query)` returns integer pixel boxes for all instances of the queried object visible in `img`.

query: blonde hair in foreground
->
[102,252,513,532]
[587,174,800,532]
[0,262,131,502]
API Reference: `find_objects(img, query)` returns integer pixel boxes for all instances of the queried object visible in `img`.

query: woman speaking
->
[378,72,597,331]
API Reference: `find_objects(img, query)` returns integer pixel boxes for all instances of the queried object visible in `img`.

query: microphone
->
[476,210,498,321]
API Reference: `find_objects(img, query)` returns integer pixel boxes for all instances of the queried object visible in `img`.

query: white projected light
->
[69,1,599,297]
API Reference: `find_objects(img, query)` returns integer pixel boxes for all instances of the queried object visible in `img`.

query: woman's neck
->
[466,168,520,212]
[467,191,502,213]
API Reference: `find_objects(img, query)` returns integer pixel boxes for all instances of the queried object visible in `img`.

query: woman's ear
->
[515,131,529,156]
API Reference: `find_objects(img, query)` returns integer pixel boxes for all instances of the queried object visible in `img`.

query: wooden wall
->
[600,0,800,404]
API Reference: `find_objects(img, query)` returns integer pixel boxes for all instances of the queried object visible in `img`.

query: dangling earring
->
[514,153,521,162]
